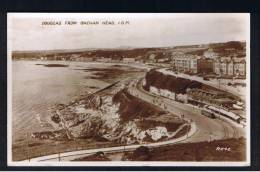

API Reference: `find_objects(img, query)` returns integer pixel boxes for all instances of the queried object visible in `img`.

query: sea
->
[12,60,110,143]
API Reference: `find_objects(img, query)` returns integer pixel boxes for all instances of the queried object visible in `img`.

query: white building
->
[157,58,169,63]
[234,59,246,76]
[96,57,111,62]
[172,54,198,74]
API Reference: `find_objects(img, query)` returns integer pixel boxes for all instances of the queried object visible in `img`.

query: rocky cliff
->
[32,86,187,145]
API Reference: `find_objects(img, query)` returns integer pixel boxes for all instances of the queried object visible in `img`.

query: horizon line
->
[12,40,246,53]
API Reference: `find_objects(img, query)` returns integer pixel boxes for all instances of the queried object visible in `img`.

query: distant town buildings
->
[111,58,121,63]
[123,58,135,63]
[149,54,156,60]
[96,57,111,62]
[145,53,156,63]
[40,56,47,60]
[157,58,170,63]
[12,41,246,78]
[80,57,94,62]
[171,52,246,77]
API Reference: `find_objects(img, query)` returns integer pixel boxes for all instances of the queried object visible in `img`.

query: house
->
[220,60,228,75]
[80,57,93,62]
[145,53,156,63]
[227,59,234,76]
[234,59,246,76]
[213,57,246,76]
[96,57,111,62]
[214,59,221,74]
[149,53,156,60]
[213,58,229,75]
[40,56,47,60]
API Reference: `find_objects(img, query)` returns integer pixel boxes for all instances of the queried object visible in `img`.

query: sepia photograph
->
[7,13,250,166]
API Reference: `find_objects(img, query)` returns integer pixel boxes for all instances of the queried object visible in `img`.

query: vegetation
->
[12,138,120,161]
[129,146,151,161]
[51,114,61,124]
[144,69,202,94]
[112,88,167,121]
[124,138,246,161]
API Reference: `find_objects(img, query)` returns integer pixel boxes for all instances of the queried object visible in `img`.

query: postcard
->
[7,13,250,166]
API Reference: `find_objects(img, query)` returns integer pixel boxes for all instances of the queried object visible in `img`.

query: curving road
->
[21,121,197,162]
[128,76,245,144]
[18,72,246,163]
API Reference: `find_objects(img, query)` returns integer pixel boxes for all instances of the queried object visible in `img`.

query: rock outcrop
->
[33,86,187,144]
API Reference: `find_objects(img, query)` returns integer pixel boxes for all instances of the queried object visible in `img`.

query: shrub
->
[51,114,61,124]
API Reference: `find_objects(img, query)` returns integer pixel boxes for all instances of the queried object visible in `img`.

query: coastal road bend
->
[127,77,245,143]
[18,74,198,163]
[17,74,245,163]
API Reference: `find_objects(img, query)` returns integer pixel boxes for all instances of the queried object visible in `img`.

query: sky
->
[8,13,249,51]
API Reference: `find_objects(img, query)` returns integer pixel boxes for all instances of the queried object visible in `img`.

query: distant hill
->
[186,41,246,57]
[12,47,167,60]
[12,41,246,60]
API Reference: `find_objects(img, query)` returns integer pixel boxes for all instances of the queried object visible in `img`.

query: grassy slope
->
[112,88,167,121]
[127,138,246,161]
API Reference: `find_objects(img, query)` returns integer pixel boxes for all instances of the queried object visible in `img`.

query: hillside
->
[124,138,246,161]
[186,41,246,57]
[144,69,203,94]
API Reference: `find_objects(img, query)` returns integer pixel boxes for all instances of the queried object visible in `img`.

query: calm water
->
[12,61,110,142]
